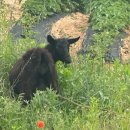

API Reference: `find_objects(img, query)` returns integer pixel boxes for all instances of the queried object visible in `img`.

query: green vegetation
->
[21,0,84,26]
[1,0,130,130]
[22,0,80,18]
[85,0,130,57]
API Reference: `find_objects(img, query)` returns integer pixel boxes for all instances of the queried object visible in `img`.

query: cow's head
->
[47,35,80,64]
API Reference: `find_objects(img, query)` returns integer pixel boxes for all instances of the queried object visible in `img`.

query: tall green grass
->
[1,50,130,129]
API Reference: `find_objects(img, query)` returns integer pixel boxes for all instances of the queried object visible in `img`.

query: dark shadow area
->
[78,26,128,62]
[105,32,127,62]
[10,13,67,43]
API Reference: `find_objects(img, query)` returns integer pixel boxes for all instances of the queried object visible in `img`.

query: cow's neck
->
[45,44,58,63]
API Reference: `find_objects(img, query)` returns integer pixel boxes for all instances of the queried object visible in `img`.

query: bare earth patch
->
[4,0,25,21]
[120,26,130,63]
[51,12,89,56]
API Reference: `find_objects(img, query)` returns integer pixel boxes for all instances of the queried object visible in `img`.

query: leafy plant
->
[84,0,130,58]
[21,0,83,26]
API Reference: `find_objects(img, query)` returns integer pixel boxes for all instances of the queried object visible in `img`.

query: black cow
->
[9,35,80,103]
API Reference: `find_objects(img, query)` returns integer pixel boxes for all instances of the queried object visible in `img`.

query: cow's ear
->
[68,36,80,44]
[47,35,55,45]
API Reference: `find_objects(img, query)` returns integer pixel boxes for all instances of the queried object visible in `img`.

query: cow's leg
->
[48,63,60,93]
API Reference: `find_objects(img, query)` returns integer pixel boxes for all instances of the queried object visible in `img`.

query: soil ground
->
[121,26,130,63]
[4,0,25,21]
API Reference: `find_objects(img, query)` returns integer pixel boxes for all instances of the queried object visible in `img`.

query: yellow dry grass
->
[120,26,130,63]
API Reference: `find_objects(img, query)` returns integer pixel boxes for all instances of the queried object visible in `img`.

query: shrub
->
[21,0,84,26]
[84,0,130,58]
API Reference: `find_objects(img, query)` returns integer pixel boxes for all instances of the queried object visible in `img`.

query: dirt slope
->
[51,12,89,56]
[121,26,130,63]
